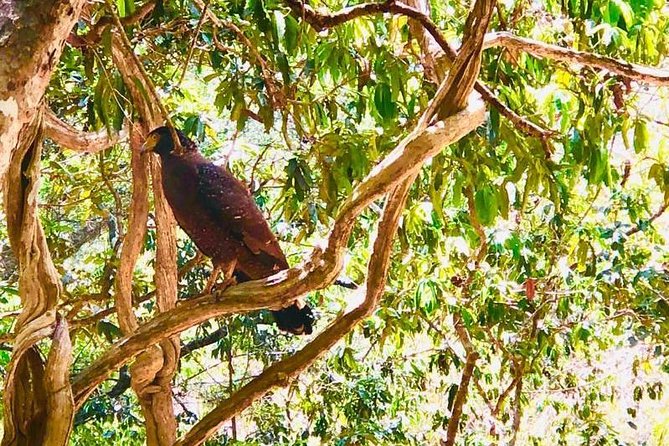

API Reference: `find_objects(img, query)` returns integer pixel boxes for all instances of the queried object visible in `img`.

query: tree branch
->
[443,350,478,446]
[43,109,126,153]
[625,201,668,236]
[0,0,87,192]
[483,32,669,86]
[43,316,74,446]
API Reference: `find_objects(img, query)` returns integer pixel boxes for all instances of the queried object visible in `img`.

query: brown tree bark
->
[0,0,86,190]
[0,16,87,441]
[44,109,127,153]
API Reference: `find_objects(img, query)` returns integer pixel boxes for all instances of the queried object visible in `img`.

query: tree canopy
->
[3,0,669,445]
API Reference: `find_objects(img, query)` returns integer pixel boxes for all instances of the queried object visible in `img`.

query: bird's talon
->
[212,277,237,300]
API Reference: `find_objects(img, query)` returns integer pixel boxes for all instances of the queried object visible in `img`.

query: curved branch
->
[43,109,126,153]
[443,350,478,446]
[71,95,486,407]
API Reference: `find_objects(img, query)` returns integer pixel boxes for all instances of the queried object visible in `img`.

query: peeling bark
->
[0,0,86,190]
[145,158,181,446]
[44,316,74,446]
[114,123,149,335]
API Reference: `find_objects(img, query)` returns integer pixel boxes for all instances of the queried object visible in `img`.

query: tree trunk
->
[0,0,86,190]
[1,4,85,444]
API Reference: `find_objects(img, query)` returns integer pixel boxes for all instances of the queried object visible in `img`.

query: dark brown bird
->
[142,126,313,335]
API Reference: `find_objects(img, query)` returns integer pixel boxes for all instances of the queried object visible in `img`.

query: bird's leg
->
[218,260,237,291]
[203,265,222,295]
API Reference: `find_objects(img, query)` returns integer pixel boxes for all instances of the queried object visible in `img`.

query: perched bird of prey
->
[142,126,314,335]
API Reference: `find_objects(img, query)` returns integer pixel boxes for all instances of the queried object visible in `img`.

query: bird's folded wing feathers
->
[196,163,288,265]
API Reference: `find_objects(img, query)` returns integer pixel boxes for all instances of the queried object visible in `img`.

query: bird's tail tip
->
[272,303,314,335]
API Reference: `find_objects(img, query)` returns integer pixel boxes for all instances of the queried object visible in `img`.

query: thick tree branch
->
[1,311,56,446]
[43,109,126,153]
[71,95,486,407]
[509,371,523,446]
[106,3,181,441]
[142,151,180,446]
[114,124,149,335]
[443,350,478,446]
[3,111,74,445]
[43,316,74,446]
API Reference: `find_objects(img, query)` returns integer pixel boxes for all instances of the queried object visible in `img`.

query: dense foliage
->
[4,0,669,444]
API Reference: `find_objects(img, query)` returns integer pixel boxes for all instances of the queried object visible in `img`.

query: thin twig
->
[176,2,209,89]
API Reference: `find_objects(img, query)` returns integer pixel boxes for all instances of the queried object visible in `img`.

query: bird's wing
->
[196,163,288,266]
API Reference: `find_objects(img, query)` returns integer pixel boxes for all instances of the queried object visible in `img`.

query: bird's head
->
[142,126,195,157]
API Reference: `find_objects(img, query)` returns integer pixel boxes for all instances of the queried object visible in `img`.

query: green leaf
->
[634,119,650,153]
[97,320,122,342]
[284,14,299,54]
[125,0,136,16]
[488,107,500,143]
[498,184,509,219]
[116,0,126,17]
[474,186,498,225]
[250,0,271,34]
[648,163,665,187]
[276,52,291,85]
[446,384,458,411]
[621,118,632,150]
[612,0,635,28]
[373,83,396,120]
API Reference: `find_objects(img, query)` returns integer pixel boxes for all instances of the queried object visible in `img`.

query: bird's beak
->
[141,134,159,154]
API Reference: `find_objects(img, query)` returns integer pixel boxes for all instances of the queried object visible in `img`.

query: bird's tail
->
[234,270,314,335]
[272,304,314,335]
